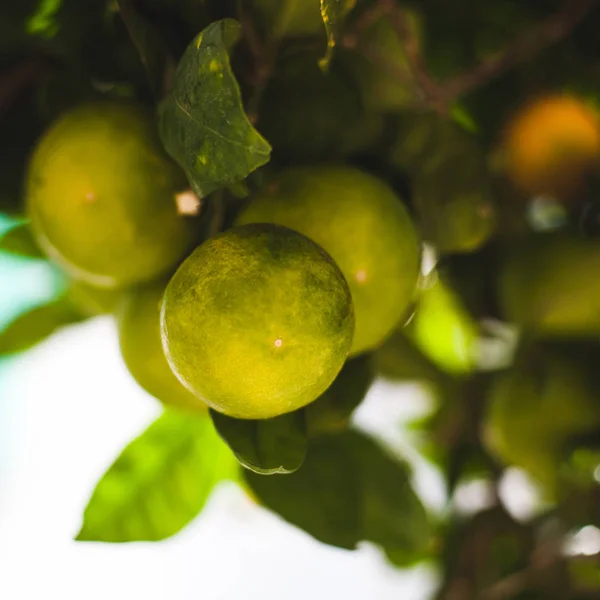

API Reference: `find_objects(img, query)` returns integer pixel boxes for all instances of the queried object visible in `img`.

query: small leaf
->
[245,433,361,549]
[77,409,238,542]
[158,19,271,198]
[0,298,82,356]
[118,0,175,96]
[0,222,43,259]
[305,355,374,435]
[210,409,307,474]
[319,0,356,70]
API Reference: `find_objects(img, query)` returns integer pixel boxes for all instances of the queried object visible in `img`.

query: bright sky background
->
[0,312,441,600]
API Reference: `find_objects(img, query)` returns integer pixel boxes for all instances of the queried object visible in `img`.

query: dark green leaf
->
[305,355,374,435]
[343,431,432,564]
[77,409,238,542]
[210,408,307,474]
[158,19,271,197]
[245,433,361,549]
[0,298,82,356]
[319,0,356,69]
[118,0,175,96]
[0,222,43,259]
[246,429,431,556]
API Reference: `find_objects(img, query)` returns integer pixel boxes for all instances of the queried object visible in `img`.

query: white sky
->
[0,317,439,600]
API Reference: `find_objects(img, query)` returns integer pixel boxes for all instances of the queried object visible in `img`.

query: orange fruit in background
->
[502,95,600,198]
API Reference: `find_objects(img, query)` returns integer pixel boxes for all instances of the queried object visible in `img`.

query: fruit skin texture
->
[484,355,600,496]
[26,102,200,288]
[161,223,354,420]
[118,283,207,412]
[236,166,420,356]
[503,95,600,198]
[499,234,600,338]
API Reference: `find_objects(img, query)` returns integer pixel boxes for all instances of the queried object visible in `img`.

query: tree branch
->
[384,2,445,111]
[441,0,599,101]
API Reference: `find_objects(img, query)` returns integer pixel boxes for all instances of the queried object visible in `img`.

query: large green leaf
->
[210,408,307,475]
[305,355,374,435]
[0,297,82,356]
[158,19,271,198]
[245,433,361,549]
[319,0,356,69]
[0,222,43,259]
[344,431,432,565]
[246,429,431,555]
[77,409,238,542]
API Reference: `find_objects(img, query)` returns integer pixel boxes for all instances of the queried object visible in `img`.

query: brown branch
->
[348,0,598,114]
[442,0,599,101]
[385,2,445,111]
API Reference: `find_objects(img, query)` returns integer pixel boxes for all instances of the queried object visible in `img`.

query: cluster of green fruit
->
[6,2,600,569]
[25,101,420,421]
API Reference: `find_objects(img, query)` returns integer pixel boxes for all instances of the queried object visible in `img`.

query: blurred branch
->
[0,57,48,120]
[348,0,598,114]
[442,0,600,101]
[383,1,445,112]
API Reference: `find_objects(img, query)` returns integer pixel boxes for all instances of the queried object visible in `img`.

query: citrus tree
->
[2,0,600,597]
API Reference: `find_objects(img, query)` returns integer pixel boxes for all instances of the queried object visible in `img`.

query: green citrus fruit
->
[406,275,479,375]
[161,223,354,420]
[499,234,600,337]
[484,353,600,495]
[26,102,200,288]
[390,112,495,254]
[236,166,420,355]
[118,283,207,412]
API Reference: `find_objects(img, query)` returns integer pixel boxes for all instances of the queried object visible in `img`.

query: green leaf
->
[210,408,307,474]
[246,430,431,556]
[344,431,432,564]
[158,19,271,198]
[118,0,175,96]
[0,222,43,259]
[0,298,82,356]
[245,433,361,549]
[319,0,356,70]
[77,409,238,542]
[305,355,374,435]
